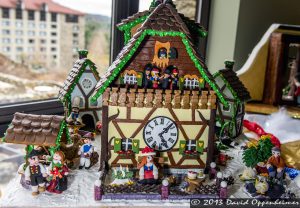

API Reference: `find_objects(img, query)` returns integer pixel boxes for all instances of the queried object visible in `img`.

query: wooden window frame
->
[0,0,210,136]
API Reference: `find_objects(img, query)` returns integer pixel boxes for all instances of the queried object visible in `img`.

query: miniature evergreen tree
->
[242,135,274,168]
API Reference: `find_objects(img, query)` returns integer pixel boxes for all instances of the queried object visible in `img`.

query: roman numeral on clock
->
[146,137,153,143]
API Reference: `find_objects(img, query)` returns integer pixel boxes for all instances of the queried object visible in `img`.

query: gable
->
[92,3,228,106]
[58,59,99,102]
[114,35,202,84]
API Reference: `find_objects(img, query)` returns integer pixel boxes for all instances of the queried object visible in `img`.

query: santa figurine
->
[138,146,158,184]
[47,151,69,194]
[78,132,94,169]
[24,149,47,196]
[267,147,285,182]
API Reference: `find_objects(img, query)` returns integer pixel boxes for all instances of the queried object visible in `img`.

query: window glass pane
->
[0,0,112,104]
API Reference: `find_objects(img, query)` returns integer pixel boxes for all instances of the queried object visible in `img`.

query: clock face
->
[143,116,178,151]
[81,78,93,89]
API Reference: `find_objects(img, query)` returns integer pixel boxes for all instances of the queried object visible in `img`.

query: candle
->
[120,164,123,171]
[126,165,129,172]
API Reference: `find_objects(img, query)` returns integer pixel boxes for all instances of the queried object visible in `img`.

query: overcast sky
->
[53,0,153,16]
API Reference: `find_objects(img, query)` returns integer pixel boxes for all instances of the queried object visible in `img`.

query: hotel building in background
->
[0,0,85,70]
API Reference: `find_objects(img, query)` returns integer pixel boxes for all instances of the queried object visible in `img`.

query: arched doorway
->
[81,114,95,131]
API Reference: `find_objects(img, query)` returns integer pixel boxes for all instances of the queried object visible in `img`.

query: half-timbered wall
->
[104,106,215,169]
[69,65,102,123]
[119,36,201,78]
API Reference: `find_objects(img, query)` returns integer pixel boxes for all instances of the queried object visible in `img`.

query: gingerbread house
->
[58,50,101,130]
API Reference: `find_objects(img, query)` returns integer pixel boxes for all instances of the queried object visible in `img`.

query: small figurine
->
[137,146,158,184]
[67,105,82,125]
[219,181,228,198]
[143,63,153,89]
[158,48,167,59]
[47,151,69,194]
[150,67,160,89]
[96,121,102,134]
[255,162,268,174]
[183,171,204,194]
[78,132,94,169]
[160,68,172,90]
[255,174,269,195]
[161,179,169,200]
[209,162,217,180]
[24,149,47,196]
[267,147,285,182]
[216,172,223,190]
[240,167,257,181]
[171,67,179,90]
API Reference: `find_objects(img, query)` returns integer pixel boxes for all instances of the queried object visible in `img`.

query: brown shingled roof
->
[117,10,150,27]
[93,2,214,94]
[58,58,99,101]
[219,69,251,102]
[4,112,66,146]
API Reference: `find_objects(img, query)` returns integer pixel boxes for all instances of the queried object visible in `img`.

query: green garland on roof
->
[91,29,228,106]
[61,59,98,103]
[184,21,207,38]
[117,15,149,44]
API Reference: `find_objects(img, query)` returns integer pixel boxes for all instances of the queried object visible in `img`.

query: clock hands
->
[158,123,173,137]
[157,123,174,149]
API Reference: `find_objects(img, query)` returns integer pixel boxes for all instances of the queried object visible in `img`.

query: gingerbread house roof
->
[4,112,66,146]
[117,8,207,38]
[218,69,251,102]
[117,10,151,28]
[92,2,227,105]
[58,57,99,102]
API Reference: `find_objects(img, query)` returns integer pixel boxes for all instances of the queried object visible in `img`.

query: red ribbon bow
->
[243,120,281,147]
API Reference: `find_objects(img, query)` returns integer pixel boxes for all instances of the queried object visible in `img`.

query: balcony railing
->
[102,87,217,109]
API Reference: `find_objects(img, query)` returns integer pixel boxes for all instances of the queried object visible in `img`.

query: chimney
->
[78,50,88,59]
[224,60,235,70]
